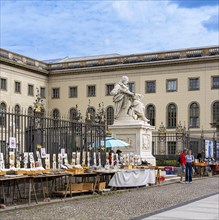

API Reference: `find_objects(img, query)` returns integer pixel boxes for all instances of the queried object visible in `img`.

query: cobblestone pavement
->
[0,177,218,220]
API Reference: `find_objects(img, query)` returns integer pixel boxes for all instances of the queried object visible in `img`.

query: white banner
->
[9,137,16,149]
[205,140,214,158]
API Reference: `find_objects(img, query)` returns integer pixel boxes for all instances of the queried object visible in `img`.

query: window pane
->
[167,80,177,92]
[40,87,46,98]
[70,108,77,120]
[168,141,176,154]
[28,85,34,96]
[15,82,21,93]
[69,87,77,98]
[0,103,6,126]
[106,107,114,125]
[106,84,114,95]
[212,76,219,89]
[189,103,199,128]
[128,82,135,93]
[146,81,156,93]
[189,78,199,90]
[167,104,176,128]
[0,78,7,90]
[88,86,96,97]
[52,88,60,99]
[213,102,219,122]
[146,105,155,126]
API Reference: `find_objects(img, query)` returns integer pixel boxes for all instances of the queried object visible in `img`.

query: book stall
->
[0,146,156,207]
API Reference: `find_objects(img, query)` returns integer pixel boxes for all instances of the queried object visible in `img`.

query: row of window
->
[1,101,218,128]
[0,78,46,98]
[1,76,218,99]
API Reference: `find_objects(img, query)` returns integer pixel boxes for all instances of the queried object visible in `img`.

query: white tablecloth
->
[108,169,155,187]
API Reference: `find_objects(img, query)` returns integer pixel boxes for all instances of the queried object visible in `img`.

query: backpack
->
[177,155,181,163]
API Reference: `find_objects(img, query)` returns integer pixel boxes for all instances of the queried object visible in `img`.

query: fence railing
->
[0,110,106,167]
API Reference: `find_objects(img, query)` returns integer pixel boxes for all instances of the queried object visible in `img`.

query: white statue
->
[110,76,134,119]
[128,93,149,122]
[111,76,149,123]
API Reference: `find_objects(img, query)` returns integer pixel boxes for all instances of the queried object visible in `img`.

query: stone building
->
[0,46,219,156]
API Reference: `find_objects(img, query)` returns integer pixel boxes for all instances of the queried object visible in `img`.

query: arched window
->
[106,106,114,126]
[15,104,20,128]
[146,104,155,126]
[70,108,78,121]
[87,107,95,122]
[167,103,177,128]
[52,109,60,126]
[0,102,6,126]
[28,106,33,115]
[189,102,199,128]
[213,101,219,123]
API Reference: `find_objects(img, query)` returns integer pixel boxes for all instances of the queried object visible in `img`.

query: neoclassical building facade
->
[0,46,219,156]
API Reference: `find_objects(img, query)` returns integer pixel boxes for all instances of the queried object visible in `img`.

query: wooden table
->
[193,163,207,177]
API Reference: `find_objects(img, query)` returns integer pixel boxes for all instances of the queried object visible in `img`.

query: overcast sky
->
[0,0,218,60]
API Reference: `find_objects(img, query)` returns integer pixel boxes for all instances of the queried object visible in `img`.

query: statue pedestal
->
[109,119,156,165]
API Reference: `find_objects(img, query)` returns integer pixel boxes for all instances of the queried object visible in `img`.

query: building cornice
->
[0,46,218,77]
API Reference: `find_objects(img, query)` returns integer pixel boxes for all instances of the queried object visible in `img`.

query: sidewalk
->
[141,193,219,220]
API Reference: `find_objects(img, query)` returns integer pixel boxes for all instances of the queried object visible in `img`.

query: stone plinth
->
[109,118,156,165]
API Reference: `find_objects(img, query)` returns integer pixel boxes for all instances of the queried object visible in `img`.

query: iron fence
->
[0,109,106,167]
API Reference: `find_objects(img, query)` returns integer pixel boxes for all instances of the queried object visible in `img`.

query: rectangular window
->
[28,84,34,96]
[167,79,177,92]
[189,78,199,91]
[40,87,46,98]
[106,84,114,96]
[69,86,77,98]
[0,78,7,90]
[168,141,176,155]
[52,88,60,99]
[212,76,219,89]
[128,82,135,93]
[15,81,21,93]
[87,85,96,97]
[145,80,156,93]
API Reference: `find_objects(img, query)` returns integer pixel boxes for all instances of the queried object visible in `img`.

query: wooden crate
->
[83,182,94,191]
[96,182,106,191]
[70,183,83,191]
[42,169,51,173]
[0,171,6,176]
[15,170,27,175]
[67,168,84,174]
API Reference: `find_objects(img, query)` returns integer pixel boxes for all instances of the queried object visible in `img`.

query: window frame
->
[40,87,46,99]
[211,76,219,89]
[128,82,135,93]
[166,79,177,92]
[28,84,34,96]
[188,77,200,91]
[69,86,78,98]
[52,87,60,99]
[15,81,21,94]
[145,80,156,93]
[0,78,7,91]
[146,104,155,126]
[105,84,114,96]
[167,103,177,128]
[189,102,200,128]
[87,85,96,97]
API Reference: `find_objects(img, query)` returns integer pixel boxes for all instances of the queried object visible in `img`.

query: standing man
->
[180,149,187,183]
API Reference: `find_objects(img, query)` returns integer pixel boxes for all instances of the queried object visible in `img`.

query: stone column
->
[158,123,166,155]
[176,122,185,154]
